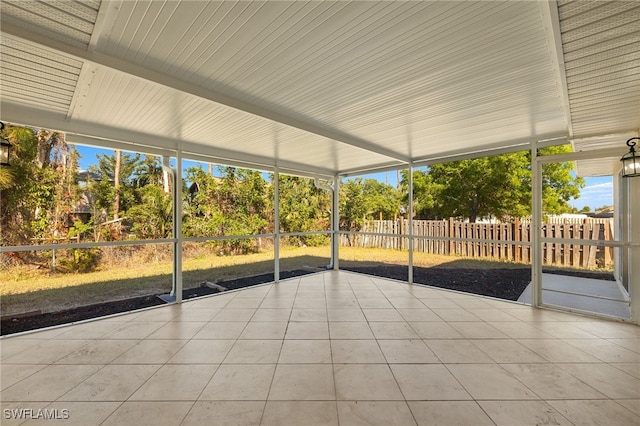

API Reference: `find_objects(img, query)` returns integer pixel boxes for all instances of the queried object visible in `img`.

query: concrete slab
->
[518,274,631,319]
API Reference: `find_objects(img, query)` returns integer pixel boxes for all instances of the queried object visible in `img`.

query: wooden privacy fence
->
[340,218,614,268]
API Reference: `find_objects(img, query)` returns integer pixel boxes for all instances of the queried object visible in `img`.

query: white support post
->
[408,164,414,284]
[531,143,542,307]
[165,155,175,299]
[629,177,640,324]
[174,152,183,303]
[332,174,340,271]
[274,167,280,283]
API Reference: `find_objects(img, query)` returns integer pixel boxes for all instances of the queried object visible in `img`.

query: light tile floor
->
[1,271,639,425]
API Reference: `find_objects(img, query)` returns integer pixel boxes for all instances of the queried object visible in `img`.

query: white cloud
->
[580,181,613,196]
[570,181,613,210]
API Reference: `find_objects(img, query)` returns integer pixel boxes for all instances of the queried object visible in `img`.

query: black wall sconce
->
[621,137,640,178]
[0,122,11,166]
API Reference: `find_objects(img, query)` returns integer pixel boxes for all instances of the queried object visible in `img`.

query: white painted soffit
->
[558,0,640,139]
[560,0,640,178]
[572,131,638,177]
[1,1,574,176]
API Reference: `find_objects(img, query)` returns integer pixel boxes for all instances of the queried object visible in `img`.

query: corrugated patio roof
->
[1,1,638,176]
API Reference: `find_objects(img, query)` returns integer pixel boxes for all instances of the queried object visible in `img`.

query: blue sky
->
[569,176,613,211]
[75,145,613,211]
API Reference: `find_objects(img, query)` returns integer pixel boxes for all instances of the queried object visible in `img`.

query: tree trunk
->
[35,129,55,168]
[113,150,121,220]
[469,196,479,223]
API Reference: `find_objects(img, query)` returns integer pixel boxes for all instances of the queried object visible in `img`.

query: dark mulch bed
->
[0,295,165,336]
[342,265,614,301]
[0,269,314,336]
[343,266,532,301]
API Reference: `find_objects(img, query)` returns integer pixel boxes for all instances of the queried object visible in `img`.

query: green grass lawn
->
[1,245,525,316]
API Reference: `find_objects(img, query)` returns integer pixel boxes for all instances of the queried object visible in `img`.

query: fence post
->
[572,223,580,267]
[448,217,454,255]
[514,217,520,262]
[604,220,612,266]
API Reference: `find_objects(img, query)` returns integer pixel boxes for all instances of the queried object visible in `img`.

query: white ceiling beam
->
[538,1,573,138]
[65,134,175,158]
[180,141,335,178]
[411,132,568,165]
[1,101,334,177]
[569,129,639,143]
[339,161,411,178]
[537,147,627,164]
[67,134,335,178]
[339,133,570,177]
[0,20,410,164]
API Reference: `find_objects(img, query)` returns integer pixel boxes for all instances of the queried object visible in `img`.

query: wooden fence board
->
[343,218,613,269]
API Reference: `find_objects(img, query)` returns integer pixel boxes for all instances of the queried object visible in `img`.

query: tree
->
[113,150,122,220]
[87,151,142,221]
[399,169,441,219]
[419,152,530,222]
[0,125,81,246]
[408,146,584,222]
[128,185,173,239]
[538,146,584,215]
[133,155,163,188]
[182,166,268,253]
[275,175,331,246]
[339,178,401,232]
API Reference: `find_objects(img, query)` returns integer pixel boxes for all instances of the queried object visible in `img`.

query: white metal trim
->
[408,164,414,284]
[0,238,177,253]
[538,1,573,137]
[541,287,630,304]
[2,101,337,179]
[569,130,639,142]
[541,302,632,322]
[412,133,568,166]
[332,175,340,271]
[174,152,183,303]
[531,141,543,306]
[540,237,640,248]
[538,146,628,163]
[274,167,280,283]
[339,136,569,178]
[182,234,276,243]
[66,133,175,158]
[338,231,533,247]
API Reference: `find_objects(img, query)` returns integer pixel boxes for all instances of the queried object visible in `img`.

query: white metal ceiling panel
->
[0,35,82,114]
[67,65,398,174]
[0,0,99,49]
[0,1,636,177]
[83,1,569,163]
[559,0,640,139]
